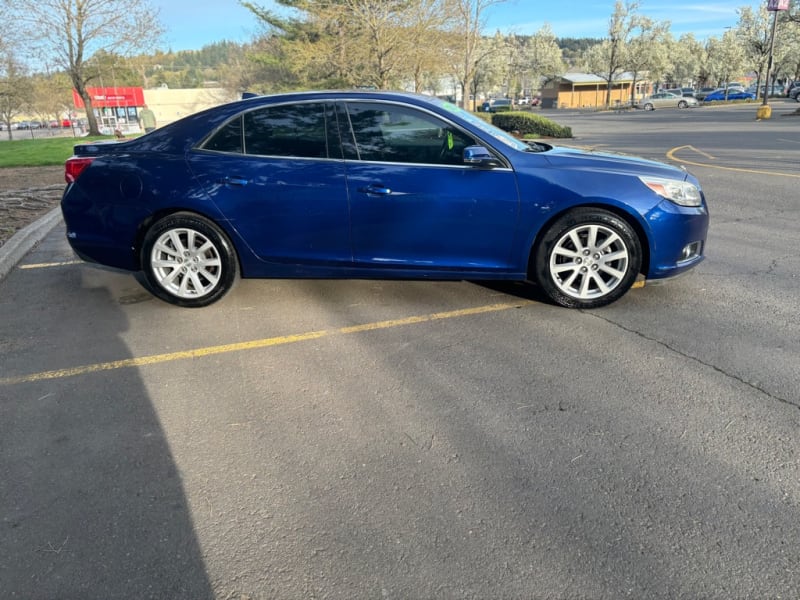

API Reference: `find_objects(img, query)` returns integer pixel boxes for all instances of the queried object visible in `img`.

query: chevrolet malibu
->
[61,91,709,309]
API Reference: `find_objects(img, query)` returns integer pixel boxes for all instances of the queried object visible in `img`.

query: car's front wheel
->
[533,209,642,309]
[678,100,688,108]
[141,212,238,307]
[643,103,654,111]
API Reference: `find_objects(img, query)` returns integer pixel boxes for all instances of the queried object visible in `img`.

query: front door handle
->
[359,184,392,196]
[219,176,249,187]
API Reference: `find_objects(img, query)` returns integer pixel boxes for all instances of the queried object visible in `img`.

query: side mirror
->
[463,145,502,169]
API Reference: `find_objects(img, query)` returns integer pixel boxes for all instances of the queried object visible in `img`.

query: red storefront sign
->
[72,87,145,108]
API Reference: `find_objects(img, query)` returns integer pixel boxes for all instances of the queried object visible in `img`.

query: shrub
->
[491,111,572,138]
[471,112,492,124]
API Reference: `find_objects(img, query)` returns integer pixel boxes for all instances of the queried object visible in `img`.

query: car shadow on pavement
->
[0,232,214,598]
[471,279,552,304]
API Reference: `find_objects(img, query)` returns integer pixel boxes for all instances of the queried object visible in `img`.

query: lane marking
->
[666,145,800,178]
[0,301,534,386]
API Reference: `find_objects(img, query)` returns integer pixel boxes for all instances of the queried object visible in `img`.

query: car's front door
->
[188,102,352,265]
[339,101,520,272]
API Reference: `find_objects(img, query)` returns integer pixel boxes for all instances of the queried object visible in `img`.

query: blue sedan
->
[703,89,756,102]
[61,91,709,309]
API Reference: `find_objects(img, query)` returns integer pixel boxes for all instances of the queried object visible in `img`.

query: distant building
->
[142,87,238,127]
[540,73,652,109]
[71,86,238,132]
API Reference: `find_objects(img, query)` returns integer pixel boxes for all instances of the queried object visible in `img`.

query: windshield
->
[436,99,530,152]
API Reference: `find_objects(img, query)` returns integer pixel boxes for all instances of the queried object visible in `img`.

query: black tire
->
[644,103,654,111]
[141,212,238,308]
[532,208,642,309]
[678,100,688,108]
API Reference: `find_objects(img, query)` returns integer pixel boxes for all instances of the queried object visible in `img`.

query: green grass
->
[0,136,114,168]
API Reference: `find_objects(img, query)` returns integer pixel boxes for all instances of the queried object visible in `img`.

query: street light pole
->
[762,8,778,107]
[759,0,790,118]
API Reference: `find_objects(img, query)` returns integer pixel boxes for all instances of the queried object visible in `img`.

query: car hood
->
[539,146,692,181]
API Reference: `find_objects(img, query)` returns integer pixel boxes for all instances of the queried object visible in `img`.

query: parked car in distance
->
[61,90,709,309]
[635,92,698,110]
[789,85,800,101]
[483,98,513,112]
[694,87,717,101]
[746,84,784,97]
[663,88,695,98]
[702,89,756,102]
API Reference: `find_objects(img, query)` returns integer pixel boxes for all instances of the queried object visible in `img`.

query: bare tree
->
[445,0,508,109]
[8,0,162,135]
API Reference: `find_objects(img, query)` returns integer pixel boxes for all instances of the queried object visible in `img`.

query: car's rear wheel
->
[141,213,238,307]
[533,208,642,309]
[643,103,654,111]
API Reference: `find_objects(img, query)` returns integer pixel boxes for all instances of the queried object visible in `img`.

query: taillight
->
[65,156,95,183]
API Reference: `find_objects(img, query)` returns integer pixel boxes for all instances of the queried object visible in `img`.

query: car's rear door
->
[188,101,352,265]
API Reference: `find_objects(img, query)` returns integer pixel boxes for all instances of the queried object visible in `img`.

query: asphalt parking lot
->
[1,102,799,599]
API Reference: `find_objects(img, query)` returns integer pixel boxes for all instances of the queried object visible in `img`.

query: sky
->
[155,0,766,52]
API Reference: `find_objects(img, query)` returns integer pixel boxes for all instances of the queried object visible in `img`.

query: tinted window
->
[204,116,243,153]
[343,102,476,166]
[243,103,331,159]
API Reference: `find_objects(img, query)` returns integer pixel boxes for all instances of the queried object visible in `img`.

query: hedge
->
[490,111,572,138]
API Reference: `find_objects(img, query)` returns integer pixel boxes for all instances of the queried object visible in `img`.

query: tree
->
[469,31,511,100]
[7,0,163,136]
[0,52,33,140]
[736,4,773,99]
[444,0,509,108]
[403,0,451,93]
[585,0,641,107]
[668,33,705,87]
[774,14,800,83]
[622,16,670,104]
[525,25,566,91]
[243,0,460,92]
[705,29,746,99]
[31,72,76,129]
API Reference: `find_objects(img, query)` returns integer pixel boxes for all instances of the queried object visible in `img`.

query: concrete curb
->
[0,207,63,282]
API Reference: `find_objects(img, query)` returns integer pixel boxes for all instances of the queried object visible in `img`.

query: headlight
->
[638,176,702,207]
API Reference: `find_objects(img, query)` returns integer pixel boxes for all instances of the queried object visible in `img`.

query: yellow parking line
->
[0,301,534,386]
[684,145,716,160]
[667,145,800,178]
[19,260,83,270]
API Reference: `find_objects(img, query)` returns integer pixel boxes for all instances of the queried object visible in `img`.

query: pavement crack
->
[586,311,799,412]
